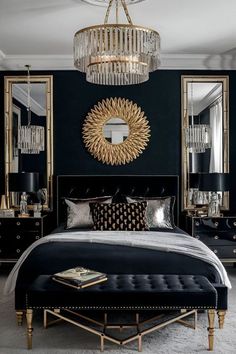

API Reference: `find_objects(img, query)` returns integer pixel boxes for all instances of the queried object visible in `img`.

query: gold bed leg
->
[16,311,24,326]
[26,309,33,350]
[101,334,105,352]
[217,310,226,329]
[208,310,215,351]
[138,334,142,352]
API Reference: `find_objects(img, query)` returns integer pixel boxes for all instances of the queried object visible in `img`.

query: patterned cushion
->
[90,201,148,231]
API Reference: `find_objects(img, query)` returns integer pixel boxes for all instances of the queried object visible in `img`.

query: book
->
[52,266,107,289]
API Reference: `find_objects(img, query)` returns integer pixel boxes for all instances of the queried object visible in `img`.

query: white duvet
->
[4,230,231,295]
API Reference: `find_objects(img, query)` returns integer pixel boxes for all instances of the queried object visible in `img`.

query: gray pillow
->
[126,196,175,229]
[65,196,112,229]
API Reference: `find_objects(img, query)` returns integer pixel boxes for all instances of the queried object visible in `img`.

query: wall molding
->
[0,51,236,71]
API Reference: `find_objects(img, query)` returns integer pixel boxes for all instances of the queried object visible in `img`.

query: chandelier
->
[185,82,212,153]
[17,65,45,154]
[74,0,160,85]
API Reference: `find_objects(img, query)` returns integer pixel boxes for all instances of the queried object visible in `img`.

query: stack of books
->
[52,267,107,289]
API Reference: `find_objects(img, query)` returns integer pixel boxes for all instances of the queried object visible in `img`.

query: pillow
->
[126,196,175,229]
[90,201,148,231]
[64,196,112,229]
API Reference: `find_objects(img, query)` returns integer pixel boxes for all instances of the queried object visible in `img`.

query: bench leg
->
[26,309,33,350]
[217,310,226,329]
[208,310,215,351]
[16,311,24,326]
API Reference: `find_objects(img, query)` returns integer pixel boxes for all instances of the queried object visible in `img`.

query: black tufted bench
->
[25,274,224,352]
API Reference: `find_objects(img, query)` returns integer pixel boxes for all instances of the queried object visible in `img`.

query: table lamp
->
[199,173,229,217]
[8,172,39,217]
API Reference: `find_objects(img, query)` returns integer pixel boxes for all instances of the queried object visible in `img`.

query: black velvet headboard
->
[56,175,179,226]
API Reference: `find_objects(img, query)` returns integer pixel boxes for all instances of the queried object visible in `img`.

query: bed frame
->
[56,175,179,227]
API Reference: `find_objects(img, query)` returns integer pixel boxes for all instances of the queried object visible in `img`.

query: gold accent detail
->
[82,97,150,165]
[75,23,160,37]
[4,76,54,210]
[16,311,24,326]
[42,309,198,351]
[208,309,215,351]
[181,75,229,212]
[26,309,33,349]
[0,195,7,210]
[217,310,226,329]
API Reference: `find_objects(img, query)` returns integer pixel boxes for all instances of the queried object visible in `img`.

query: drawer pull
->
[233,222,236,227]
[213,249,218,254]
[35,236,40,240]
[214,222,219,227]
[16,222,21,226]
[16,235,21,240]
[16,249,21,253]
[214,235,219,240]
[233,249,236,254]
[35,222,40,226]
[195,222,200,227]
[233,235,236,240]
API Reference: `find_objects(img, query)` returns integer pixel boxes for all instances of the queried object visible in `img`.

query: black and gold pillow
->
[90,201,148,231]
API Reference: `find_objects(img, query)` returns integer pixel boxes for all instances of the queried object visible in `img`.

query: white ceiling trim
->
[12,84,46,116]
[0,51,236,71]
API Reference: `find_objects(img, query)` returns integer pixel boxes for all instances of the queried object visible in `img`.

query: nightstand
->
[186,216,236,263]
[0,213,55,263]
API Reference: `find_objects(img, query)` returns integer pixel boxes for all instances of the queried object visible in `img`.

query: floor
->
[0,266,235,354]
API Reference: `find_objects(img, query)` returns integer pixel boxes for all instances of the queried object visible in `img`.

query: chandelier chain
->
[116,0,119,23]
[25,64,32,126]
[104,0,133,25]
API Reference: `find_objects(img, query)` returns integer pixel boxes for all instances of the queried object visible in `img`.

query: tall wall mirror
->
[181,76,229,212]
[4,75,53,211]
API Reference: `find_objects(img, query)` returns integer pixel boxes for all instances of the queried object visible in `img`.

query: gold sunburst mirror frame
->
[82,97,150,165]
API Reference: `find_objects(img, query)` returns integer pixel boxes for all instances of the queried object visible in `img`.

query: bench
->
[25,274,227,352]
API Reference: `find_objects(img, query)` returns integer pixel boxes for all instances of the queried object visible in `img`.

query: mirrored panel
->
[103,117,130,144]
[181,76,229,212]
[4,76,53,210]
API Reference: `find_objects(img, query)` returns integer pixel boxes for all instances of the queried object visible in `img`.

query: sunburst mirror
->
[82,97,150,165]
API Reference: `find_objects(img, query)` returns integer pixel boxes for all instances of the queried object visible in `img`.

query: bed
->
[4,175,230,314]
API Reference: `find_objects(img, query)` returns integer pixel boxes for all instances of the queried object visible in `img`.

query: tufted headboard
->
[56,175,179,227]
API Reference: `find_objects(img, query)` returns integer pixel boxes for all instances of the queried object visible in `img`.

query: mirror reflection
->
[182,76,229,211]
[103,117,129,144]
[4,76,53,211]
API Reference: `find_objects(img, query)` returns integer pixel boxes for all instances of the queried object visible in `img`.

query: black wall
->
[1,69,236,212]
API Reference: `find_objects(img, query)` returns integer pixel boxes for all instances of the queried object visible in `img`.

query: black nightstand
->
[0,213,55,263]
[186,216,236,263]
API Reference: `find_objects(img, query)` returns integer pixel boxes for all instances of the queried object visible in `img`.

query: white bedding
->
[4,230,231,295]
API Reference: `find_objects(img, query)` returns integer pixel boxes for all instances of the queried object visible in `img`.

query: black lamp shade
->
[9,172,39,193]
[199,173,229,192]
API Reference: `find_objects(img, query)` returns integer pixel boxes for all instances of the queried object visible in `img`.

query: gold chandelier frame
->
[82,97,150,165]
[74,0,160,85]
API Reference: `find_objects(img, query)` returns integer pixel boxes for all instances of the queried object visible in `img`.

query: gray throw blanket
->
[4,230,231,295]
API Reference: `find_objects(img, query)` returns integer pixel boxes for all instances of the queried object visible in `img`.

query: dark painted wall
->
[1,70,236,212]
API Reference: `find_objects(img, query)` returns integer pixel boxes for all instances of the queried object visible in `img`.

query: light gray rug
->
[0,268,235,354]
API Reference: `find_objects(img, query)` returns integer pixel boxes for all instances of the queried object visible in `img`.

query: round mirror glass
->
[103,117,129,144]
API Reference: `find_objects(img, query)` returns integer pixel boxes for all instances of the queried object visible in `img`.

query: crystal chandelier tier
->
[74,0,160,85]
[185,124,212,153]
[17,65,45,154]
[185,82,212,153]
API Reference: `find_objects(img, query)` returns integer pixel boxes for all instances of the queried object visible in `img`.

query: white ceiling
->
[1,0,236,70]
